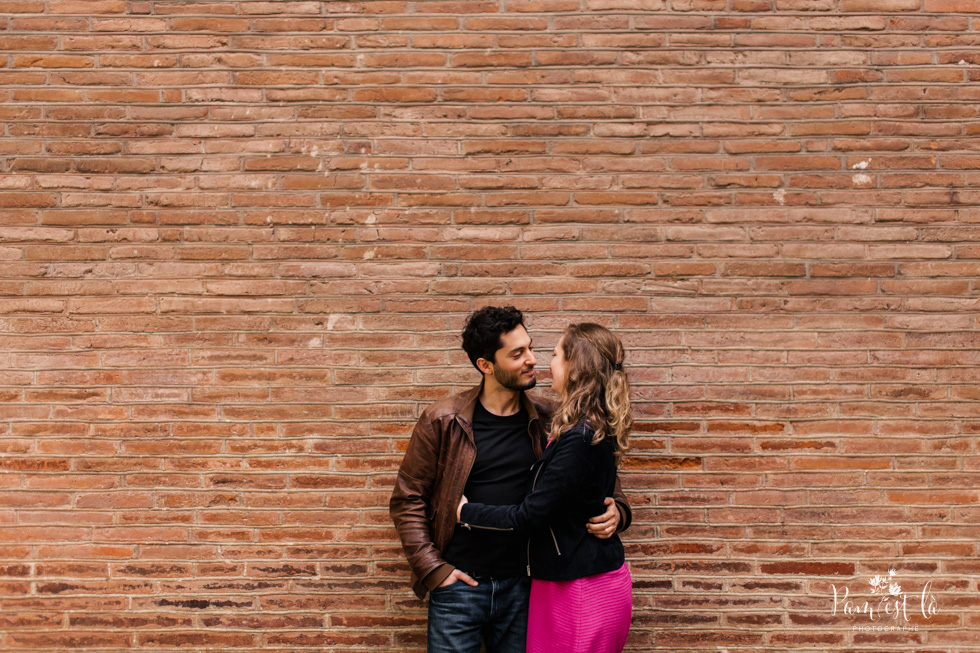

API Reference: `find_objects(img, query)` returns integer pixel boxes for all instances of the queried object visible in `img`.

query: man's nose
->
[526,350,536,366]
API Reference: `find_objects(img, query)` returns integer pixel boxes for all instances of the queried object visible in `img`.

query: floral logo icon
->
[869,569,902,596]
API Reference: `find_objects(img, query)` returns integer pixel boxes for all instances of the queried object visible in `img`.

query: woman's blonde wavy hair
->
[548,323,632,462]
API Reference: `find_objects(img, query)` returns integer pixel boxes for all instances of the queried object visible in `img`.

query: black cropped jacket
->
[458,420,627,582]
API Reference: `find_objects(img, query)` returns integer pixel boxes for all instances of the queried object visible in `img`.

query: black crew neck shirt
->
[442,400,537,578]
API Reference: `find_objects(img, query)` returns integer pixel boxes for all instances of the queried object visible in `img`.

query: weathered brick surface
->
[0,1,978,650]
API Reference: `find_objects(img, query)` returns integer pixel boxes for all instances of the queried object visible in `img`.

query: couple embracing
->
[390,306,634,653]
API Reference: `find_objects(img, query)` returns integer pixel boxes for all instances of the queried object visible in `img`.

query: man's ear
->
[475,357,494,376]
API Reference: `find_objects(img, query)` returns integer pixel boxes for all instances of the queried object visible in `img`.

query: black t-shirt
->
[442,400,537,578]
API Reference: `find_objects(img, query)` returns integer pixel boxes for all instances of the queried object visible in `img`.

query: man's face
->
[485,325,536,391]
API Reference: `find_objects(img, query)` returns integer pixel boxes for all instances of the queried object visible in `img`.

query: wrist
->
[456,496,468,523]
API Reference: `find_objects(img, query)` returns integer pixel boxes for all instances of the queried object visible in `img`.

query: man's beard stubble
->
[493,365,536,392]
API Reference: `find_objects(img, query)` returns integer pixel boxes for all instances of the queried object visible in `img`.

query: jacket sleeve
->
[459,427,597,535]
[389,411,454,592]
[613,474,632,533]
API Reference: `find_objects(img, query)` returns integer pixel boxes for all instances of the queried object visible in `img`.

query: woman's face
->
[550,337,568,397]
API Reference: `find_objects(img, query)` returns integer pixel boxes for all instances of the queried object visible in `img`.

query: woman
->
[457,323,633,653]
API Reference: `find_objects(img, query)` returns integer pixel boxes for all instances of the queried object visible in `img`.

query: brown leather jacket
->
[389,382,632,599]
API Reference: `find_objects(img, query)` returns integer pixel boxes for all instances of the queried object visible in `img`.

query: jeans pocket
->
[430,579,462,597]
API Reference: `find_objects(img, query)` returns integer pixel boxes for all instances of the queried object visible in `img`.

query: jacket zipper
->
[525,456,562,574]
[549,527,561,556]
[526,537,531,576]
[527,463,541,575]
[460,522,512,532]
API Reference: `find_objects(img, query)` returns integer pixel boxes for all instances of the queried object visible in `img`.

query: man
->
[390,306,632,653]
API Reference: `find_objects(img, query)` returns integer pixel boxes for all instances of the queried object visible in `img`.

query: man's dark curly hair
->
[461,306,526,371]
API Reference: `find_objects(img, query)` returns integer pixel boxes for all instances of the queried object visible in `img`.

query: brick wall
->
[1,0,978,650]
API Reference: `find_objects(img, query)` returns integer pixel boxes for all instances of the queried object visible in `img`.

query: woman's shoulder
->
[560,418,588,435]
[559,419,616,453]
[559,419,598,444]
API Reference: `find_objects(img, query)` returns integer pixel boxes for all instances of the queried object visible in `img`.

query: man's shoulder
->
[419,384,480,422]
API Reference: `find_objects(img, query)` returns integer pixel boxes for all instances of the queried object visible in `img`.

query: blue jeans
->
[427,575,531,653]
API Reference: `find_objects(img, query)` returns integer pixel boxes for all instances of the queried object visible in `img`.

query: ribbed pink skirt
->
[526,562,632,653]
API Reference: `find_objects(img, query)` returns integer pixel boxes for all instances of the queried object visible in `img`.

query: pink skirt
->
[526,562,632,653]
